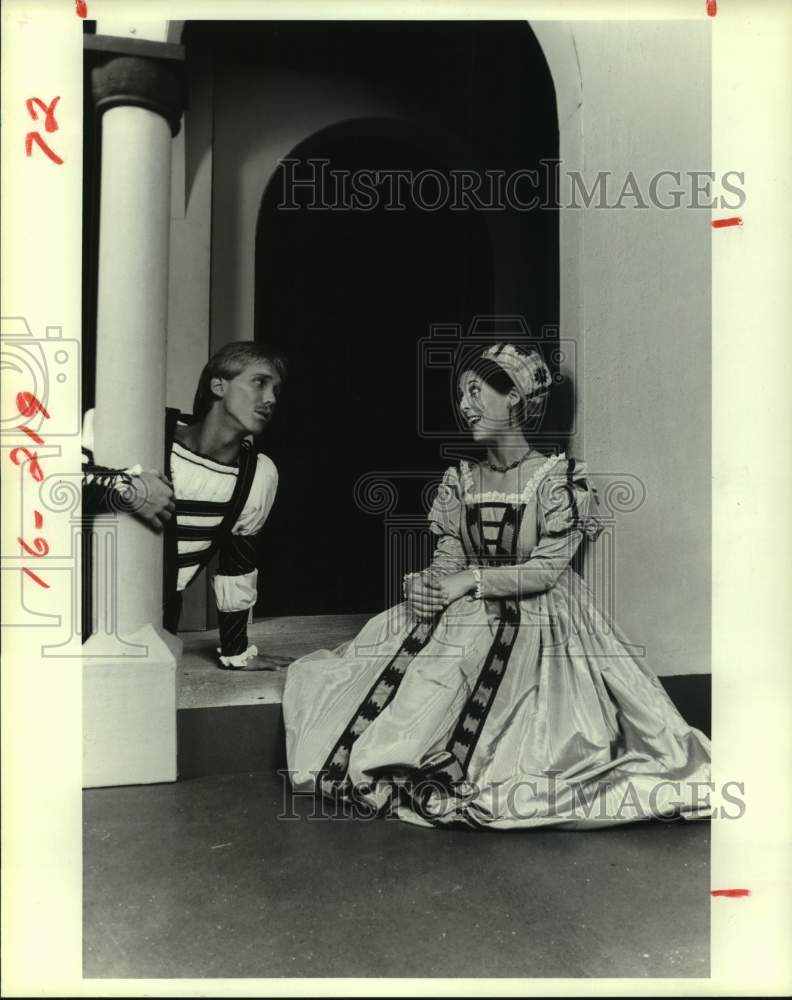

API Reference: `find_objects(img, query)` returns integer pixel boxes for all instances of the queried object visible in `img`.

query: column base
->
[83,624,181,788]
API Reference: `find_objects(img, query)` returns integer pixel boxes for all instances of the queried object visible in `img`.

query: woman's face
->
[457,369,513,441]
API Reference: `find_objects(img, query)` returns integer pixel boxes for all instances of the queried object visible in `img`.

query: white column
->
[93,106,172,634]
[83,43,185,788]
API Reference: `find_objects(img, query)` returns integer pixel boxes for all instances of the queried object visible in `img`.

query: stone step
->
[176,613,711,782]
[176,614,368,781]
[178,613,369,710]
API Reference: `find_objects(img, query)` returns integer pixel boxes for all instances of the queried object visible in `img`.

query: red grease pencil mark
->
[16,392,50,419]
[712,217,743,229]
[76,0,88,17]
[707,0,717,16]
[26,96,60,132]
[711,889,751,898]
[21,425,45,446]
[25,131,64,165]
[22,567,50,589]
[18,536,50,558]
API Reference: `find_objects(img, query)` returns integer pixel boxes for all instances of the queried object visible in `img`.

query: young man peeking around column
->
[82,342,286,671]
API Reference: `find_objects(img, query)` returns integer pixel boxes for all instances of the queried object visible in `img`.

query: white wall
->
[568,21,712,675]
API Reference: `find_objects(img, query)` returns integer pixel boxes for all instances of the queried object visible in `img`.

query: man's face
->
[216,359,282,436]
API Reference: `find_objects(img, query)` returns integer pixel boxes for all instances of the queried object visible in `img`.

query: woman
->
[282,342,711,829]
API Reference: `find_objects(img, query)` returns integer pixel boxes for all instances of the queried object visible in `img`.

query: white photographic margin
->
[1,0,790,996]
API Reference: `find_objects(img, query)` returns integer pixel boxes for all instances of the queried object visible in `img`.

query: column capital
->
[85,34,187,136]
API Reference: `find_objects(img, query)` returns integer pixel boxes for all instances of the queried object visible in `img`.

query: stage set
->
[81,17,712,979]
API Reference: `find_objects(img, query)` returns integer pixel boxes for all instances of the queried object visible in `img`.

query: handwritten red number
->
[16,392,50,420]
[22,568,50,589]
[9,447,45,482]
[25,131,64,165]
[18,536,49,558]
[26,96,60,132]
[13,393,52,589]
[22,425,45,446]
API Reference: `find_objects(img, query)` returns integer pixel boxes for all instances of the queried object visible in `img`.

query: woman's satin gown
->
[282,454,712,829]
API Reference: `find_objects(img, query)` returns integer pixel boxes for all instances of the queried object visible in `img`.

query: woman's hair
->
[455,346,550,428]
[192,341,288,420]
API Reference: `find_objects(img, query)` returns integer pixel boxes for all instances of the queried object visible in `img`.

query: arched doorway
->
[240,20,559,618]
[255,124,495,615]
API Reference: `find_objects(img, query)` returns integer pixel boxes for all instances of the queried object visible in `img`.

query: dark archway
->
[248,21,558,617]
[255,124,495,615]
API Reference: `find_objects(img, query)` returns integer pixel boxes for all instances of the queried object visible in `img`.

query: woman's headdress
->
[480,343,552,403]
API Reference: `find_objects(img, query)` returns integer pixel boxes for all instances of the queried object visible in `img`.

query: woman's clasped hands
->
[404,569,447,621]
[404,568,475,622]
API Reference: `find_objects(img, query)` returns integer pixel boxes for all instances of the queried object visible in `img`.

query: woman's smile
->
[458,371,512,435]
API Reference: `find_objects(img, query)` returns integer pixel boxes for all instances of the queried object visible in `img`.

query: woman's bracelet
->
[402,571,420,599]
[471,566,482,599]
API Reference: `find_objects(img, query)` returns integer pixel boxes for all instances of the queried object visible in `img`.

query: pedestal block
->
[83,626,182,788]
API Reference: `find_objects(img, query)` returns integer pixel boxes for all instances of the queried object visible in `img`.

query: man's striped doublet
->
[82,408,278,657]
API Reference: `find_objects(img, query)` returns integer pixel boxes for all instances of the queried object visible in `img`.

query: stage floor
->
[83,613,711,980]
[84,768,710,980]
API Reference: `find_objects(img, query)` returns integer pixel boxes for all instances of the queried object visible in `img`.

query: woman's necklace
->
[485,448,533,474]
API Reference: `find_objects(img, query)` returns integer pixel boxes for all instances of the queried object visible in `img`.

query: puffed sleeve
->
[212,453,278,662]
[479,458,600,599]
[427,465,468,577]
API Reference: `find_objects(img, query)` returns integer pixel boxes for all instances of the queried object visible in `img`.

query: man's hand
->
[121,469,175,531]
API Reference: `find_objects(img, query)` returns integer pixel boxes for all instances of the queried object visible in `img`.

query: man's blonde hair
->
[192,342,287,419]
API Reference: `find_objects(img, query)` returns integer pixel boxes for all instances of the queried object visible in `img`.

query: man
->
[83,342,286,670]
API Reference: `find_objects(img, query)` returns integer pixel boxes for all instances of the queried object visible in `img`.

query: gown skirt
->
[282,455,712,830]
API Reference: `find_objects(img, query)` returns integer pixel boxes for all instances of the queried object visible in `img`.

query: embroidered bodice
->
[427,453,599,598]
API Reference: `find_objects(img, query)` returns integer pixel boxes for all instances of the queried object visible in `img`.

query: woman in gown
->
[282,342,712,830]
